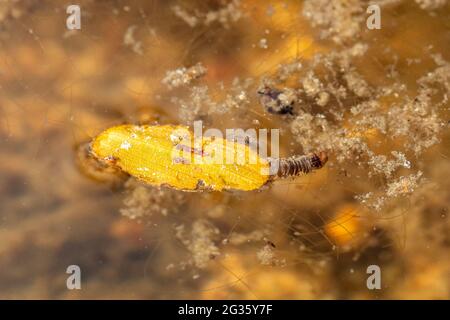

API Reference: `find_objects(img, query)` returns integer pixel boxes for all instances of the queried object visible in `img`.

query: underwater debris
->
[227,229,270,245]
[257,86,296,115]
[162,63,207,89]
[171,5,198,27]
[302,0,365,44]
[258,38,268,49]
[171,0,243,29]
[355,171,424,211]
[256,244,286,266]
[176,219,220,269]
[268,38,450,211]
[0,0,33,24]
[367,151,411,178]
[123,25,143,55]
[276,59,303,82]
[120,179,184,220]
[170,77,254,122]
[1,0,449,301]
[415,0,448,10]
[172,85,211,122]
[385,171,424,198]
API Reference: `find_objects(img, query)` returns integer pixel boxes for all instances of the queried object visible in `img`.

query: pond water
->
[0,0,449,299]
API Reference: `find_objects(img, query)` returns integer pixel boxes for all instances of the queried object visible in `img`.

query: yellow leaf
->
[91,124,270,191]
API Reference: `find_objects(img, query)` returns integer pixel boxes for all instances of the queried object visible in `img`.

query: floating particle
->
[258,38,268,49]
[316,91,330,107]
[123,25,143,55]
[162,63,207,89]
[171,0,243,29]
[171,5,199,27]
[302,0,366,44]
[91,124,328,192]
[119,179,184,220]
[257,86,296,115]
[386,171,423,198]
[415,0,448,10]
[176,219,220,269]
[256,244,276,265]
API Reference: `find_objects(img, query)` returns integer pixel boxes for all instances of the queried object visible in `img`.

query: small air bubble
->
[120,140,131,150]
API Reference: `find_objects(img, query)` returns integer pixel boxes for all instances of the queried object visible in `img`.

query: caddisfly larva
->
[272,152,328,179]
[89,124,328,192]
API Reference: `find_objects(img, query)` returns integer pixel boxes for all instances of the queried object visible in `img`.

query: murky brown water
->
[0,0,449,299]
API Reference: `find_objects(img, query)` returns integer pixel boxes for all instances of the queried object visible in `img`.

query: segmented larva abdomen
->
[275,152,328,178]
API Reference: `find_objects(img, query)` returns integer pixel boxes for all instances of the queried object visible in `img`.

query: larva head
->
[311,151,328,169]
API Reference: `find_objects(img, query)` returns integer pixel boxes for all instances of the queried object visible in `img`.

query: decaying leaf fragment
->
[91,124,270,191]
